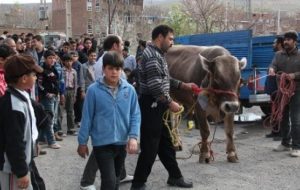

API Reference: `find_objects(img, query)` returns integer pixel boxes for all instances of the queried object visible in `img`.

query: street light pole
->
[66,0,72,40]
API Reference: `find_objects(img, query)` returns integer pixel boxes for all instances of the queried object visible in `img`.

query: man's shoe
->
[80,185,96,190]
[120,174,133,183]
[130,184,146,190]
[273,144,291,152]
[67,131,78,136]
[167,177,193,188]
[49,143,61,149]
[290,150,300,157]
[265,131,280,138]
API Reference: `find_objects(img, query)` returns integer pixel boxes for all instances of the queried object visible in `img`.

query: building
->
[52,0,144,41]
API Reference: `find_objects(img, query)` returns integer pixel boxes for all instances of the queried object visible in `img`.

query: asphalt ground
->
[35,107,300,190]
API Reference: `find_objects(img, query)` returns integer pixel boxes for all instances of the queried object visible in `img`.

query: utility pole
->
[66,0,72,40]
[225,0,229,31]
[277,9,281,34]
[246,0,252,20]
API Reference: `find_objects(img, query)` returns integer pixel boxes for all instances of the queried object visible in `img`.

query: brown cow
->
[166,45,247,163]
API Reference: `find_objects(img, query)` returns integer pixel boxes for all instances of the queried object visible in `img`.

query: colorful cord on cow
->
[263,73,296,130]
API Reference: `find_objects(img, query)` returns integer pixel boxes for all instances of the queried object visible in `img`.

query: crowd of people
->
[0,25,299,190]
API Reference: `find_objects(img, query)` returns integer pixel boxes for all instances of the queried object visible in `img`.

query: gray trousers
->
[281,89,300,149]
[65,89,76,131]
[0,171,33,190]
[80,150,127,187]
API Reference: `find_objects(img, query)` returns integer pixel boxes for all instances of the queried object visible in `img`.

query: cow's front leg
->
[196,108,211,163]
[224,114,239,163]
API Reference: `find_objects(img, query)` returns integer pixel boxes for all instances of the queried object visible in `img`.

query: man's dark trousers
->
[132,95,182,188]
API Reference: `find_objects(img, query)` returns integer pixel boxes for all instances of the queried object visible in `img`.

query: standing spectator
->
[3,38,17,54]
[32,35,46,65]
[77,51,141,190]
[62,53,78,135]
[78,38,94,64]
[0,31,9,39]
[122,46,137,72]
[0,55,43,190]
[271,30,300,157]
[0,44,15,97]
[70,51,84,89]
[135,40,146,64]
[131,25,194,190]
[37,50,62,149]
[82,49,97,92]
[58,42,70,60]
[69,40,78,51]
[265,36,284,140]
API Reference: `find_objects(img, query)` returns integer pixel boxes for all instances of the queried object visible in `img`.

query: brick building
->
[52,0,144,41]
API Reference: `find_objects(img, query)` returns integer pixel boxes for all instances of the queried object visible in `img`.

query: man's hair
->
[83,37,92,44]
[123,46,129,52]
[276,36,284,46]
[69,40,76,45]
[24,37,31,43]
[0,44,15,59]
[33,35,44,44]
[44,50,56,58]
[62,53,73,62]
[284,30,298,41]
[103,51,124,68]
[152,25,174,40]
[3,31,8,35]
[87,49,96,56]
[124,40,130,47]
[63,42,70,47]
[103,35,121,51]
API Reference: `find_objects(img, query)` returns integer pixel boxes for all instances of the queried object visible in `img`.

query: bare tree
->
[182,0,223,33]
[107,0,121,34]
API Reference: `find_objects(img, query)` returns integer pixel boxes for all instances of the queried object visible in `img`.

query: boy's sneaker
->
[49,143,61,149]
[120,174,134,183]
[273,144,291,152]
[290,150,300,157]
[80,185,96,190]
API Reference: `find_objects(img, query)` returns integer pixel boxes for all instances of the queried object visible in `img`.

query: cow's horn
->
[239,57,247,69]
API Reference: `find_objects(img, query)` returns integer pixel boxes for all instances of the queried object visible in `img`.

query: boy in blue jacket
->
[77,51,141,190]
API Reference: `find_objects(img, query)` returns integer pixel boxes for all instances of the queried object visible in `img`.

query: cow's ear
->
[239,57,247,70]
[198,54,213,73]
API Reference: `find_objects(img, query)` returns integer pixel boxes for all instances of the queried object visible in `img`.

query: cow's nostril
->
[225,104,231,112]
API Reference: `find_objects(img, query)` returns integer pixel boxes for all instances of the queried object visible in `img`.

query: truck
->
[174,30,281,114]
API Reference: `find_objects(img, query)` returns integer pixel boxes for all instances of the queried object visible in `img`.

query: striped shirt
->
[138,44,181,104]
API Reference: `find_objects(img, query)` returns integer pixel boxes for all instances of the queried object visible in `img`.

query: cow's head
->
[200,54,247,114]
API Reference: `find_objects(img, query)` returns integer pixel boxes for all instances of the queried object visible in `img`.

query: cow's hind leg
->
[224,114,239,163]
[195,107,211,163]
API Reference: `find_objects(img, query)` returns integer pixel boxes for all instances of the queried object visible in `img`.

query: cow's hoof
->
[227,154,239,163]
[199,153,211,163]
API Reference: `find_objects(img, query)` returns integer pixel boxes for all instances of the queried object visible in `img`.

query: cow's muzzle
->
[221,101,240,113]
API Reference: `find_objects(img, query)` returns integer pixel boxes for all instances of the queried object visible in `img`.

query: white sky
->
[0,0,52,3]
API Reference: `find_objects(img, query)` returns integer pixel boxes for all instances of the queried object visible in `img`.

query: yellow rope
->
[163,106,184,151]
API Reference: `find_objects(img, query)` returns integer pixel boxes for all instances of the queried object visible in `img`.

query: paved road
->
[35,108,300,190]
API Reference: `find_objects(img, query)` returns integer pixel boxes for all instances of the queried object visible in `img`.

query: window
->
[87,19,93,34]
[95,24,101,34]
[123,0,130,5]
[124,12,133,23]
[87,0,92,11]
[95,0,100,12]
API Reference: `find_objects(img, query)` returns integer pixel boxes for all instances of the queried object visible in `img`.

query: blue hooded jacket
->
[78,77,141,146]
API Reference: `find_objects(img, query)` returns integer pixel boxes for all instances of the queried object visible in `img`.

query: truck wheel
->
[260,105,271,115]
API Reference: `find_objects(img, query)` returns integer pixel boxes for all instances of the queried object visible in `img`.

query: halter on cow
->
[166,45,247,163]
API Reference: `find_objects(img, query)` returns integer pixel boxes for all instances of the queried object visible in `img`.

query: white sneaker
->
[273,144,291,152]
[120,174,133,183]
[290,150,300,157]
[80,185,96,190]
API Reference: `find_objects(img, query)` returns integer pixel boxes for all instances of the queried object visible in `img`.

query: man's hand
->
[288,73,296,80]
[269,68,275,76]
[77,145,89,158]
[126,138,138,154]
[169,100,181,113]
[17,174,30,189]
[180,82,198,92]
